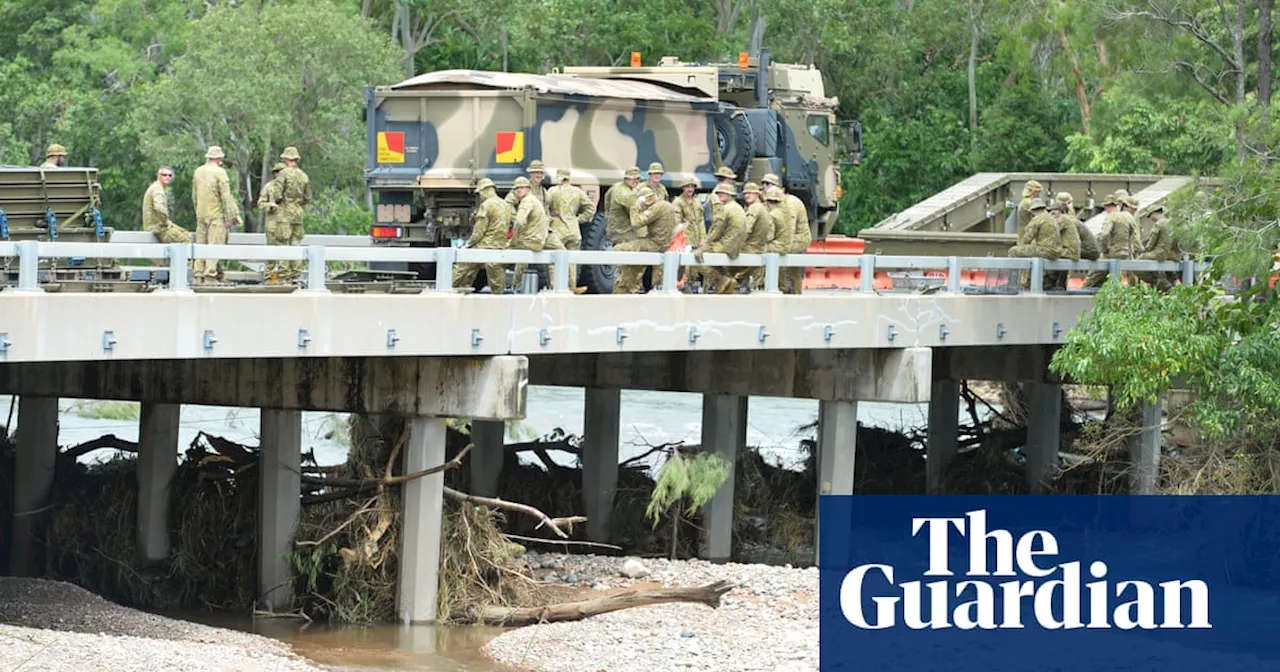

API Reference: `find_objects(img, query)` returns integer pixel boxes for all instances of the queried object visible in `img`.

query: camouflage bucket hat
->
[556,168,571,180]
[714,166,736,179]
[1028,198,1047,211]
[635,185,655,200]
[1124,197,1139,209]
[742,182,761,194]
[1150,204,1166,214]
[1114,189,1130,199]
[205,145,226,159]
[46,143,67,157]
[272,162,286,173]
[528,160,546,172]
[679,176,698,189]
[475,178,496,192]
[764,187,784,202]
[624,166,642,179]
[713,183,736,196]
[1100,194,1116,207]
[1055,191,1073,204]
[761,173,780,186]
[1026,180,1043,191]
[647,162,664,174]
[513,176,532,188]
[280,146,301,161]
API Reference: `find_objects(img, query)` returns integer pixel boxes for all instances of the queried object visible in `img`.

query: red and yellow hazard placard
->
[377,131,405,163]
[495,131,524,164]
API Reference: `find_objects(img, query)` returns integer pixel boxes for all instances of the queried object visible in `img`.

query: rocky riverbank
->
[0,577,326,672]
[484,552,818,672]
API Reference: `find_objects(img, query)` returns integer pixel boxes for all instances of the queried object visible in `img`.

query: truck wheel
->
[714,107,755,178]
[579,211,615,294]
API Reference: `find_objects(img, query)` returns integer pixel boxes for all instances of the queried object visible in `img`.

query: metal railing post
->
[762,253,780,293]
[859,255,876,293]
[17,241,40,291]
[947,256,961,293]
[435,248,455,292]
[304,245,329,292]
[661,252,680,293]
[552,249,571,292]
[1029,257,1045,293]
[1180,257,1195,286]
[165,243,191,291]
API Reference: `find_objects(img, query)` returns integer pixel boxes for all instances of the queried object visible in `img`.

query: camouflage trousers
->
[148,222,191,244]
[613,239,663,294]
[194,216,229,281]
[552,220,584,291]
[1138,271,1177,291]
[264,219,303,282]
[453,259,507,294]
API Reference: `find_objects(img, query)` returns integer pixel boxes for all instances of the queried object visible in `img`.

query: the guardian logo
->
[840,510,1212,631]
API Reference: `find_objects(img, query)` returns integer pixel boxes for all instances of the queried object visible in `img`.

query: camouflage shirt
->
[1139,219,1177,261]
[674,195,704,248]
[1075,221,1100,260]
[546,184,596,226]
[765,203,795,254]
[506,182,547,211]
[631,199,676,250]
[1099,211,1137,259]
[645,180,668,201]
[741,201,774,254]
[1009,212,1061,259]
[142,180,172,232]
[277,166,312,224]
[510,192,548,251]
[192,162,240,222]
[786,193,811,252]
[1055,215,1082,261]
[257,179,285,227]
[466,191,511,249]
[703,200,747,258]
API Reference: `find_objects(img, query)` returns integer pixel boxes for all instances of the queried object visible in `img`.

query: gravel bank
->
[0,577,327,672]
[484,552,817,672]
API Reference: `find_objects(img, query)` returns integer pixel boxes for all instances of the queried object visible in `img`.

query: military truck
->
[363,49,862,292]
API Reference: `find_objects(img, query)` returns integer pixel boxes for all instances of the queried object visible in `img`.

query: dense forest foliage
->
[1,0,1274,237]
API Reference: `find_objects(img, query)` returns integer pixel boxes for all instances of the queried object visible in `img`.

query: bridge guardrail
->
[0,240,1206,294]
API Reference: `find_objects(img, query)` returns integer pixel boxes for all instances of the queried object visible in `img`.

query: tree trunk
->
[967,0,980,132]
[458,580,735,626]
[1260,0,1274,109]
[1058,29,1091,135]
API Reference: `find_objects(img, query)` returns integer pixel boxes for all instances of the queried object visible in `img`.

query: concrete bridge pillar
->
[699,394,746,562]
[469,420,505,498]
[1025,382,1062,493]
[398,416,447,624]
[582,388,621,543]
[137,402,180,564]
[926,379,959,493]
[1129,396,1162,494]
[815,399,856,562]
[8,395,59,577]
[258,409,301,612]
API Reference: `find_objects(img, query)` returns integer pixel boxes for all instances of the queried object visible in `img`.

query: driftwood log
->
[456,579,736,626]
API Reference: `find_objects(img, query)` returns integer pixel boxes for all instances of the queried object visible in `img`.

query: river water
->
[1,387,948,670]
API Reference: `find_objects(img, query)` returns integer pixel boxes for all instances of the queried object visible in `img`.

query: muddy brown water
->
[158,609,523,671]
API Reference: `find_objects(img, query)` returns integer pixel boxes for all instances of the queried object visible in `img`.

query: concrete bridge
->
[0,241,1193,624]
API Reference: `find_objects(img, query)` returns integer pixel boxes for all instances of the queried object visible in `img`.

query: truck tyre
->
[714,107,755,178]
[579,211,615,294]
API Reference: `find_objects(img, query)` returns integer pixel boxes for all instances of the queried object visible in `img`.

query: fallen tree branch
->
[301,443,473,490]
[502,533,622,551]
[443,486,585,539]
[456,579,735,626]
[60,434,138,460]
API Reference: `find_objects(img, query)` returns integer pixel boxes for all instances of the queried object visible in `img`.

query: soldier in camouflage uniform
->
[747,187,795,290]
[613,185,675,294]
[453,178,510,294]
[1016,180,1043,232]
[507,160,549,210]
[671,176,704,291]
[734,183,774,291]
[40,144,68,168]
[761,173,811,294]
[546,168,595,294]
[645,162,668,201]
[695,183,748,294]
[1008,199,1061,291]
[257,162,288,283]
[142,166,190,245]
[191,145,243,283]
[509,176,550,287]
[604,166,642,246]
[1137,204,1178,290]
[275,147,313,281]
[1045,200,1081,291]
[1083,194,1136,288]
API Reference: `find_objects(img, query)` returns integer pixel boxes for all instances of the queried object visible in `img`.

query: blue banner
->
[819,496,1280,671]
